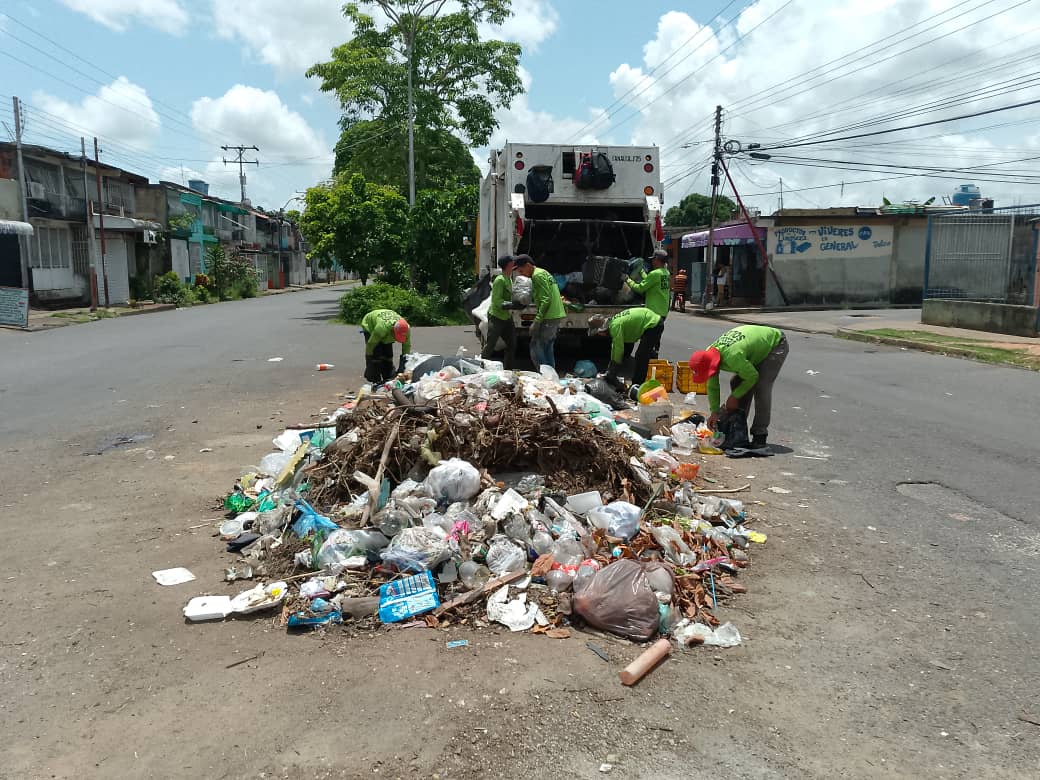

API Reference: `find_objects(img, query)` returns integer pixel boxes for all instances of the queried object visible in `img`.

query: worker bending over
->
[361,308,411,384]
[589,307,662,390]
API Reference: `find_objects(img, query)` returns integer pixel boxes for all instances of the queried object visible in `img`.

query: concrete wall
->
[766,216,927,307]
[922,298,1038,337]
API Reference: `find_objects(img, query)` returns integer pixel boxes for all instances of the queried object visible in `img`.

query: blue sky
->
[2,1,1039,212]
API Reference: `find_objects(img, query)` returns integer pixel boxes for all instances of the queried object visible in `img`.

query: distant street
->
[2,289,1038,778]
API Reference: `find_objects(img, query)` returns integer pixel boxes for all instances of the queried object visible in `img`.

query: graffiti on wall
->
[769,225,894,260]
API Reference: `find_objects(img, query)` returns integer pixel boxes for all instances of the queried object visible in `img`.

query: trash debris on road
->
[189,355,773,666]
[152,567,196,586]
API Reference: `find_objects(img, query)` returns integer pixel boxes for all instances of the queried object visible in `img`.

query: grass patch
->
[858,328,1040,370]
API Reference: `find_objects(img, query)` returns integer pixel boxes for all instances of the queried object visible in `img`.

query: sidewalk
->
[6,280,357,333]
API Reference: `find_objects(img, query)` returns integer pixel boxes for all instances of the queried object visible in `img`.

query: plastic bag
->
[598,501,642,540]
[573,559,672,641]
[424,458,481,502]
[316,529,389,570]
[650,525,697,566]
[572,359,598,378]
[259,451,293,476]
[292,500,340,538]
[643,449,680,473]
[512,274,533,306]
[673,620,742,648]
[485,534,528,575]
[584,379,629,411]
[380,526,451,572]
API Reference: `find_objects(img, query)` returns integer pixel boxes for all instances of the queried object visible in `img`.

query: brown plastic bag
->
[572,559,671,642]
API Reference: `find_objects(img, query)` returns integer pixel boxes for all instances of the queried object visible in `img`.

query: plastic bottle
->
[315,363,335,371]
[531,530,554,556]
[459,560,491,589]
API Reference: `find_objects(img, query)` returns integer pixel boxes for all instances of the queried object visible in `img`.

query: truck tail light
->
[644,186,655,196]
[515,160,525,170]
[644,163,654,173]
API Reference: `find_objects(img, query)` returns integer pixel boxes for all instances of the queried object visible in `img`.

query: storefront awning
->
[681,223,765,249]
[0,220,34,237]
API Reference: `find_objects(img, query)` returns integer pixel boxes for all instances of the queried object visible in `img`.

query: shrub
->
[338,282,468,326]
[207,246,256,300]
[153,271,186,304]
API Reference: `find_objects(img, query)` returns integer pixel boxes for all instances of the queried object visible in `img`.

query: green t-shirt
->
[626,266,671,317]
[531,267,566,322]
[606,307,661,363]
[488,273,513,321]
[360,308,411,356]
[706,325,783,411]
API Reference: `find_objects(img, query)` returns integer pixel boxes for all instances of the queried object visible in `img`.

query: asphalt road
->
[2,288,1037,778]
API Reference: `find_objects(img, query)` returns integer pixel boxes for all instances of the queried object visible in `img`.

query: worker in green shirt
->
[688,325,789,447]
[624,249,670,358]
[514,254,565,370]
[589,307,662,390]
[360,308,411,384]
[481,255,517,368]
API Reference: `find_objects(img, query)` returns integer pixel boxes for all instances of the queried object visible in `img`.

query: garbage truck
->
[469,142,664,354]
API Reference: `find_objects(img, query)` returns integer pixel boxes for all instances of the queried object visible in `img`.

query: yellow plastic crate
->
[675,363,707,395]
[646,360,674,392]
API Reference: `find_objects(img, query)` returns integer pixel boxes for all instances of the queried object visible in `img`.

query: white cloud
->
[186,85,332,208]
[599,1,1040,210]
[191,85,330,160]
[481,0,559,51]
[33,76,161,148]
[212,0,352,78]
[60,0,188,34]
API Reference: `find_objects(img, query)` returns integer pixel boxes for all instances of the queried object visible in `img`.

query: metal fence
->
[925,204,1040,305]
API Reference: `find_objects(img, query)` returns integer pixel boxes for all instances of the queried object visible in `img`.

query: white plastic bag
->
[424,458,481,502]
[316,529,389,571]
[512,275,533,306]
[380,526,451,572]
[485,534,528,574]
[598,501,642,540]
[258,451,292,476]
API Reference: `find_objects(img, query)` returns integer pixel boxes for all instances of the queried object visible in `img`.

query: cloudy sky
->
[2,0,1039,214]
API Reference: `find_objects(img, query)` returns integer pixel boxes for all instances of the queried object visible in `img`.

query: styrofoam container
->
[565,491,604,515]
[183,595,232,621]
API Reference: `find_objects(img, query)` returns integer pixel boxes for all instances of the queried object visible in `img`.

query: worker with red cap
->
[361,308,411,383]
[688,324,788,447]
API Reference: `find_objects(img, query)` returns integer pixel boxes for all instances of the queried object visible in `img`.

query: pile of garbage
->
[188,354,767,673]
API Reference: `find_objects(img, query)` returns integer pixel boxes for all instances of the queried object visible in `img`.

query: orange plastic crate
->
[647,360,674,392]
[675,363,707,395]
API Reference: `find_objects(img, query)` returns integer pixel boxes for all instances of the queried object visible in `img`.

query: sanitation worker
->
[624,248,670,357]
[589,307,662,390]
[361,308,410,384]
[688,324,788,448]
[514,254,565,370]
[481,254,518,369]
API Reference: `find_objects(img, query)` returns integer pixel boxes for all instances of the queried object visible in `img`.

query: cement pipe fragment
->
[618,637,672,686]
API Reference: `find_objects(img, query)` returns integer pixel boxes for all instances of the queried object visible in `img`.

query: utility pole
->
[779,177,784,212]
[12,97,31,293]
[703,104,723,309]
[406,19,417,206]
[222,145,259,204]
[93,137,110,307]
[81,138,98,311]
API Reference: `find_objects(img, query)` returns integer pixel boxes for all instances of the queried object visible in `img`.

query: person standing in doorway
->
[688,324,788,448]
[715,258,732,306]
[514,254,565,370]
[670,266,689,312]
[481,254,517,368]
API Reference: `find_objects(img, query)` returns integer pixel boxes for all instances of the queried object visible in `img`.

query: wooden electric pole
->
[703,104,722,308]
[12,97,31,293]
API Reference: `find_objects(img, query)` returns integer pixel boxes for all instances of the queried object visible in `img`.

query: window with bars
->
[31,226,72,270]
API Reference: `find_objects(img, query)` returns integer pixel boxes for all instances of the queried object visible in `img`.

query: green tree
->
[407,185,478,304]
[334,119,480,192]
[664,193,738,227]
[307,1,522,150]
[299,174,409,286]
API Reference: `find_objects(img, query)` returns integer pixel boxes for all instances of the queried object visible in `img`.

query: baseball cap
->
[688,347,721,383]
[587,313,610,334]
[497,254,514,270]
[393,318,410,343]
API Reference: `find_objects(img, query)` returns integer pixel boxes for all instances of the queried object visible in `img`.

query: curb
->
[695,310,832,335]
[834,328,1037,369]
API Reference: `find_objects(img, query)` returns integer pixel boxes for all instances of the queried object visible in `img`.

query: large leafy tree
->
[408,185,478,304]
[300,174,409,286]
[307,1,522,150]
[334,119,479,192]
[664,193,739,227]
